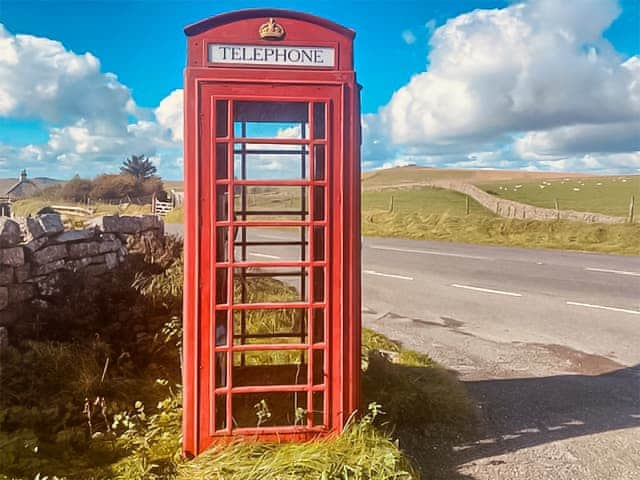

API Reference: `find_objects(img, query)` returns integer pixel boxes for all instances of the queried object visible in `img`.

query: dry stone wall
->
[439,182,627,224]
[0,214,164,330]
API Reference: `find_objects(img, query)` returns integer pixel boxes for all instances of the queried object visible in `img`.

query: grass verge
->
[0,241,475,479]
[363,210,640,254]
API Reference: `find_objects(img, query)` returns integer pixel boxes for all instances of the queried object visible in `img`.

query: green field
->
[363,187,492,217]
[477,176,640,218]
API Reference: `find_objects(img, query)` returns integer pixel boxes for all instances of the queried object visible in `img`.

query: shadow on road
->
[456,364,640,467]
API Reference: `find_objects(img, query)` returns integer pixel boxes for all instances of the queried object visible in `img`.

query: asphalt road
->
[166,223,640,478]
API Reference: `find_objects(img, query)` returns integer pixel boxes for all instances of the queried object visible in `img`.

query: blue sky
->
[0,0,638,179]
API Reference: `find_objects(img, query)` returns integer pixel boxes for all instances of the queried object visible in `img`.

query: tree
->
[61,175,93,202]
[91,174,138,200]
[120,155,157,182]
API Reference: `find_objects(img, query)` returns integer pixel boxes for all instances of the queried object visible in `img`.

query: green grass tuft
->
[176,419,417,480]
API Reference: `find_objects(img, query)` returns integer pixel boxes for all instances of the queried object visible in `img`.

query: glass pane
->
[233,226,309,262]
[215,351,227,388]
[233,267,308,304]
[215,310,228,344]
[234,143,308,180]
[232,391,308,428]
[234,101,308,124]
[216,100,228,138]
[215,228,229,262]
[215,144,228,179]
[234,186,308,221]
[313,226,325,261]
[232,350,307,387]
[313,103,325,139]
[232,308,307,345]
[216,185,229,221]
[312,309,324,343]
[313,186,325,221]
[313,391,325,426]
[234,121,309,139]
[215,270,228,305]
[313,144,325,180]
[215,395,227,430]
[313,267,324,302]
[313,350,325,385]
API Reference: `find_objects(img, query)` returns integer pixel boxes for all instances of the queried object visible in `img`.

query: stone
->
[38,214,64,236]
[68,242,101,258]
[104,252,118,270]
[24,236,48,253]
[53,228,97,244]
[31,244,67,265]
[118,216,144,234]
[19,216,45,241]
[141,215,162,231]
[0,247,25,267]
[0,310,16,327]
[8,284,35,304]
[14,265,30,283]
[0,266,13,286]
[34,274,61,297]
[0,218,21,247]
[0,326,8,349]
[100,215,121,233]
[98,238,122,254]
[101,233,118,242]
[85,264,109,276]
[32,259,67,276]
[0,287,8,310]
[70,257,92,271]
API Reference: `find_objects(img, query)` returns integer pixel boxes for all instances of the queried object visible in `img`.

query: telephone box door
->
[197,82,344,445]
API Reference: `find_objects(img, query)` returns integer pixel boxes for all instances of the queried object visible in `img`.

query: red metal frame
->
[183,9,361,457]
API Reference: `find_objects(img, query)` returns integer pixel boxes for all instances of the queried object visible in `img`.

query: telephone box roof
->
[184,8,355,39]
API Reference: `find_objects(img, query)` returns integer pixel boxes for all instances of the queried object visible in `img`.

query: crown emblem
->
[259,18,285,40]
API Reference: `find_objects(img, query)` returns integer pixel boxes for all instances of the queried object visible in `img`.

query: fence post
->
[554,198,560,220]
[465,195,470,215]
[629,195,635,223]
[388,195,395,213]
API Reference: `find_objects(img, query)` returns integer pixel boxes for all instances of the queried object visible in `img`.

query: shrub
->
[61,175,93,202]
[137,176,164,198]
[91,174,138,201]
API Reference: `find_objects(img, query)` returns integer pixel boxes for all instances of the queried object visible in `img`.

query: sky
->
[0,0,638,180]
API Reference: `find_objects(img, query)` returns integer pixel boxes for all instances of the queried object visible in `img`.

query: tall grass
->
[363,210,640,254]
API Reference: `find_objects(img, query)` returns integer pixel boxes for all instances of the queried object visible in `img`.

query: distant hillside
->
[362,166,593,190]
[0,177,65,195]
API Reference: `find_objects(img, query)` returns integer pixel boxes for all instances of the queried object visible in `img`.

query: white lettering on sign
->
[208,44,335,67]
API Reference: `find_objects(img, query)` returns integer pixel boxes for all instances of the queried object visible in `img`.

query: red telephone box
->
[182,9,361,456]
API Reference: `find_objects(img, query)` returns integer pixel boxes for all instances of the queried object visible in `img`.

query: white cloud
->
[0,24,183,179]
[364,0,640,173]
[401,30,417,45]
[0,24,135,135]
[425,19,437,35]
[155,89,183,142]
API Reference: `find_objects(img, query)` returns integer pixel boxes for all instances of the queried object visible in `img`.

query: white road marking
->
[249,253,281,260]
[364,270,414,281]
[451,284,523,297]
[585,267,640,277]
[566,301,640,316]
[369,245,489,260]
